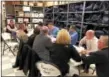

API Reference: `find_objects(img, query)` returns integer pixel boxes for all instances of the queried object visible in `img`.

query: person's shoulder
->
[55,26,59,30]
[90,50,106,56]
[94,36,98,40]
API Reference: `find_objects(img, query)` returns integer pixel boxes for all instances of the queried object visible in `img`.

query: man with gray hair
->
[32,26,52,61]
[81,35,109,77]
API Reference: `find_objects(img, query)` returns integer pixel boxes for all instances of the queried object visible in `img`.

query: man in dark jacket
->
[81,35,109,77]
[27,26,40,47]
[32,26,52,61]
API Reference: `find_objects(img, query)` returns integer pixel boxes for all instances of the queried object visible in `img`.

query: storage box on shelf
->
[12,1,44,28]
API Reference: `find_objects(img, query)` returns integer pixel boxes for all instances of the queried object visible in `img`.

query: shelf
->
[16,22,31,24]
[31,17,44,19]
[16,16,44,18]
[44,13,53,14]
[14,4,42,7]
[69,21,81,23]
[68,11,83,13]
[82,22,108,26]
[84,10,104,13]
[54,12,67,13]
[16,16,31,18]
[16,22,40,24]
[58,21,67,22]
[32,22,38,24]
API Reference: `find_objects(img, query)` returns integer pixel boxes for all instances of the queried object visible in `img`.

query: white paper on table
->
[47,35,56,43]
[51,37,56,43]
[73,45,85,53]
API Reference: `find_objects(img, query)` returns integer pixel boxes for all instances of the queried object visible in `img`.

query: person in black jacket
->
[49,29,81,76]
[81,35,109,77]
[27,26,40,47]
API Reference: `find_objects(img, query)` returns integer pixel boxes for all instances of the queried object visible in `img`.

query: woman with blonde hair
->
[50,29,81,76]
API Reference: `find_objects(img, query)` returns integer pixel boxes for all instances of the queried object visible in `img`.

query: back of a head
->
[41,26,49,34]
[34,26,40,35]
[100,35,109,47]
[38,22,43,27]
[47,21,54,29]
[19,23,25,30]
[56,29,71,44]
[70,25,76,30]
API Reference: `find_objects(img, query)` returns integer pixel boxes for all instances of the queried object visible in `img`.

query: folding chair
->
[36,61,61,77]
[90,64,96,74]
[2,32,19,56]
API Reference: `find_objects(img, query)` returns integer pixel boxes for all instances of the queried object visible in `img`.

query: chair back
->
[36,61,61,76]
[2,32,11,41]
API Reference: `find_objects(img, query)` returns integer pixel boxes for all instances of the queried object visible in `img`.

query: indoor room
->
[1,0,109,77]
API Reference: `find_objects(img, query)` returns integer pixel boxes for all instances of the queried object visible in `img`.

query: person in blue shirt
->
[69,25,78,45]
[47,22,59,38]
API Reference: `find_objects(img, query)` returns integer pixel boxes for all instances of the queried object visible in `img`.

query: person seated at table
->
[37,21,44,30]
[69,25,78,45]
[32,26,52,61]
[16,23,28,42]
[81,35,109,77]
[27,26,40,47]
[79,30,98,52]
[79,30,98,73]
[6,19,17,37]
[49,29,81,76]
[47,21,59,38]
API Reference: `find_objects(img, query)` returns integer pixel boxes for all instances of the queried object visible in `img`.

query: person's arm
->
[70,45,81,62]
[79,36,86,46]
[45,37,52,49]
[81,52,107,64]
[53,28,59,38]
[71,33,78,45]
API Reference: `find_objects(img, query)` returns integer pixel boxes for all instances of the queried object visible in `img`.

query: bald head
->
[86,30,95,39]
[98,35,109,50]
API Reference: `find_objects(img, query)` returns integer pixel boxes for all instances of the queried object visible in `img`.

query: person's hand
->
[80,50,87,55]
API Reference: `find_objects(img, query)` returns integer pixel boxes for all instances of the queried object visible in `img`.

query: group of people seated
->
[6,19,28,42]
[6,20,109,77]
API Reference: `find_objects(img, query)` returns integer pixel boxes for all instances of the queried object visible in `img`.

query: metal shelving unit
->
[44,1,109,39]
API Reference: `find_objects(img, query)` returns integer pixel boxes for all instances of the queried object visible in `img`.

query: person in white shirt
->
[79,30,98,53]
[79,30,98,73]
